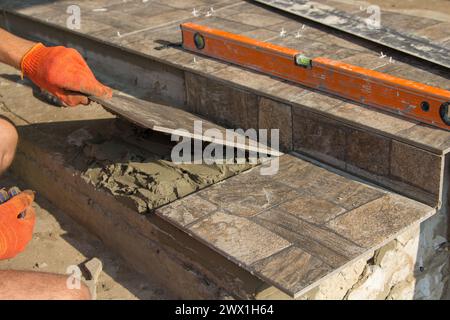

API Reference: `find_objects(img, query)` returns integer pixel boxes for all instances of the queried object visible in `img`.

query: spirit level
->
[181,22,450,131]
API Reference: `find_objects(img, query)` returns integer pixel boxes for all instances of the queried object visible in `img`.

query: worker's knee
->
[0,118,18,174]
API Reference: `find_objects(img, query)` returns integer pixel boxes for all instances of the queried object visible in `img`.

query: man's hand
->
[0,191,36,260]
[21,43,113,107]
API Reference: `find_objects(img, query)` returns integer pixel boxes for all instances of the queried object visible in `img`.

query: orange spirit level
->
[181,22,450,131]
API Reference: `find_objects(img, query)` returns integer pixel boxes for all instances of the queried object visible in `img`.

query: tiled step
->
[156,154,434,297]
[0,62,434,298]
[0,1,446,299]
[1,4,448,208]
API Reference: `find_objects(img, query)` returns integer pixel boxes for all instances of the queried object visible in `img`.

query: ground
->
[0,173,171,300]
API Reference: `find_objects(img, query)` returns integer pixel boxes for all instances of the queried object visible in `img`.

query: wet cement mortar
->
[75,119,254,213]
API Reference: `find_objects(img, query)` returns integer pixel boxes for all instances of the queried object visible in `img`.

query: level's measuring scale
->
[181,22,450,131]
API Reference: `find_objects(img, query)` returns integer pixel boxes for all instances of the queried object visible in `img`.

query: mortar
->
[75,118,254,214]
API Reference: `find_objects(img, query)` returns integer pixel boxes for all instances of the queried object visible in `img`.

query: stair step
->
[0,62,434,298]
[2,7,448,208]
[155,154,434,297]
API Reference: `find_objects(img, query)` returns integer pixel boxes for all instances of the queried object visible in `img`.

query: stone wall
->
[299,207,449,300]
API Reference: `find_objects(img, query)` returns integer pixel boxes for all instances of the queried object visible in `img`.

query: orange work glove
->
[0,191,36,260]
[21,43,112,107]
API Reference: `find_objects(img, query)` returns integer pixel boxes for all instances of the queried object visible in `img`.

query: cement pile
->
[80,121,252,213]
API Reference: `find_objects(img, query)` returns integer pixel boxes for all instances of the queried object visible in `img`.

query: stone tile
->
[384,63,450,90]
[326,194,434,248]
[156,194,218,227]
[198,175,300,217]
[258,97,292,151]
[272,157,386,210]
[294,91,344,112]
[190,16,257,34]
[154,0,233,10]
[390,141,443,195]
[186,73,258,130]
[414,22,450,43]
[292,107,348,168]
[118,24,182,46]
[396,124,450,154]
[345,129,391,176]
[239,28,281,41]
[264,80,308,103]
[212,65,282,92]
[254,208,365,267]
[328,102,417,136]
[252,246,333,297]
[189,211,290,265]
[341,53,389,70]
[380,12,441,33]
[271,36,359,60]
[165,50,228,74]
[278,196,346,225]
[266,20,327,40]
[226,12,287,28]
[102,1,174,17]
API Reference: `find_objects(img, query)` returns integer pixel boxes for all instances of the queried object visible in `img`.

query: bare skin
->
[0,28,36,69]
[0,270,90,300]
[0,28,91,300]
[0,118,18,175]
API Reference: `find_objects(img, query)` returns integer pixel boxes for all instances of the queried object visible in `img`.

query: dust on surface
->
[76,119,254,213]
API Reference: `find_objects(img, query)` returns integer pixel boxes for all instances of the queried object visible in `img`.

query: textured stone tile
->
[292,107,347,168]
[414,22,450,42]
[190,16,256,34]
[264,80,308,103]
[326,194,434,248]
[396,124,450,154]
[186,73,258,130]
[345,129,391,176]
[380,12,441,33]
[189,211,290,265]
[390,141,443,195]
[212,65,282,92]
[329,102,417,135]
[384,63,450,90]
[156,194,218,227]
[295,91,345,112]
[154,0,232,10]
[266,20,328,40]
[164,50,228,74]
[254,208,365,267]
[252,246,333,297]
[258,97,292,151]
[199,175,299,217]
[276,158,385,209]
[278,196,346,225]
[271,36,359,60]
[239,28,280,41]
[226,12,286,27]
[102,1,174,17]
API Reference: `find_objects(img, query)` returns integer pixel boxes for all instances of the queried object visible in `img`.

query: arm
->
[0,28,36,69]
[0,27,112,106]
